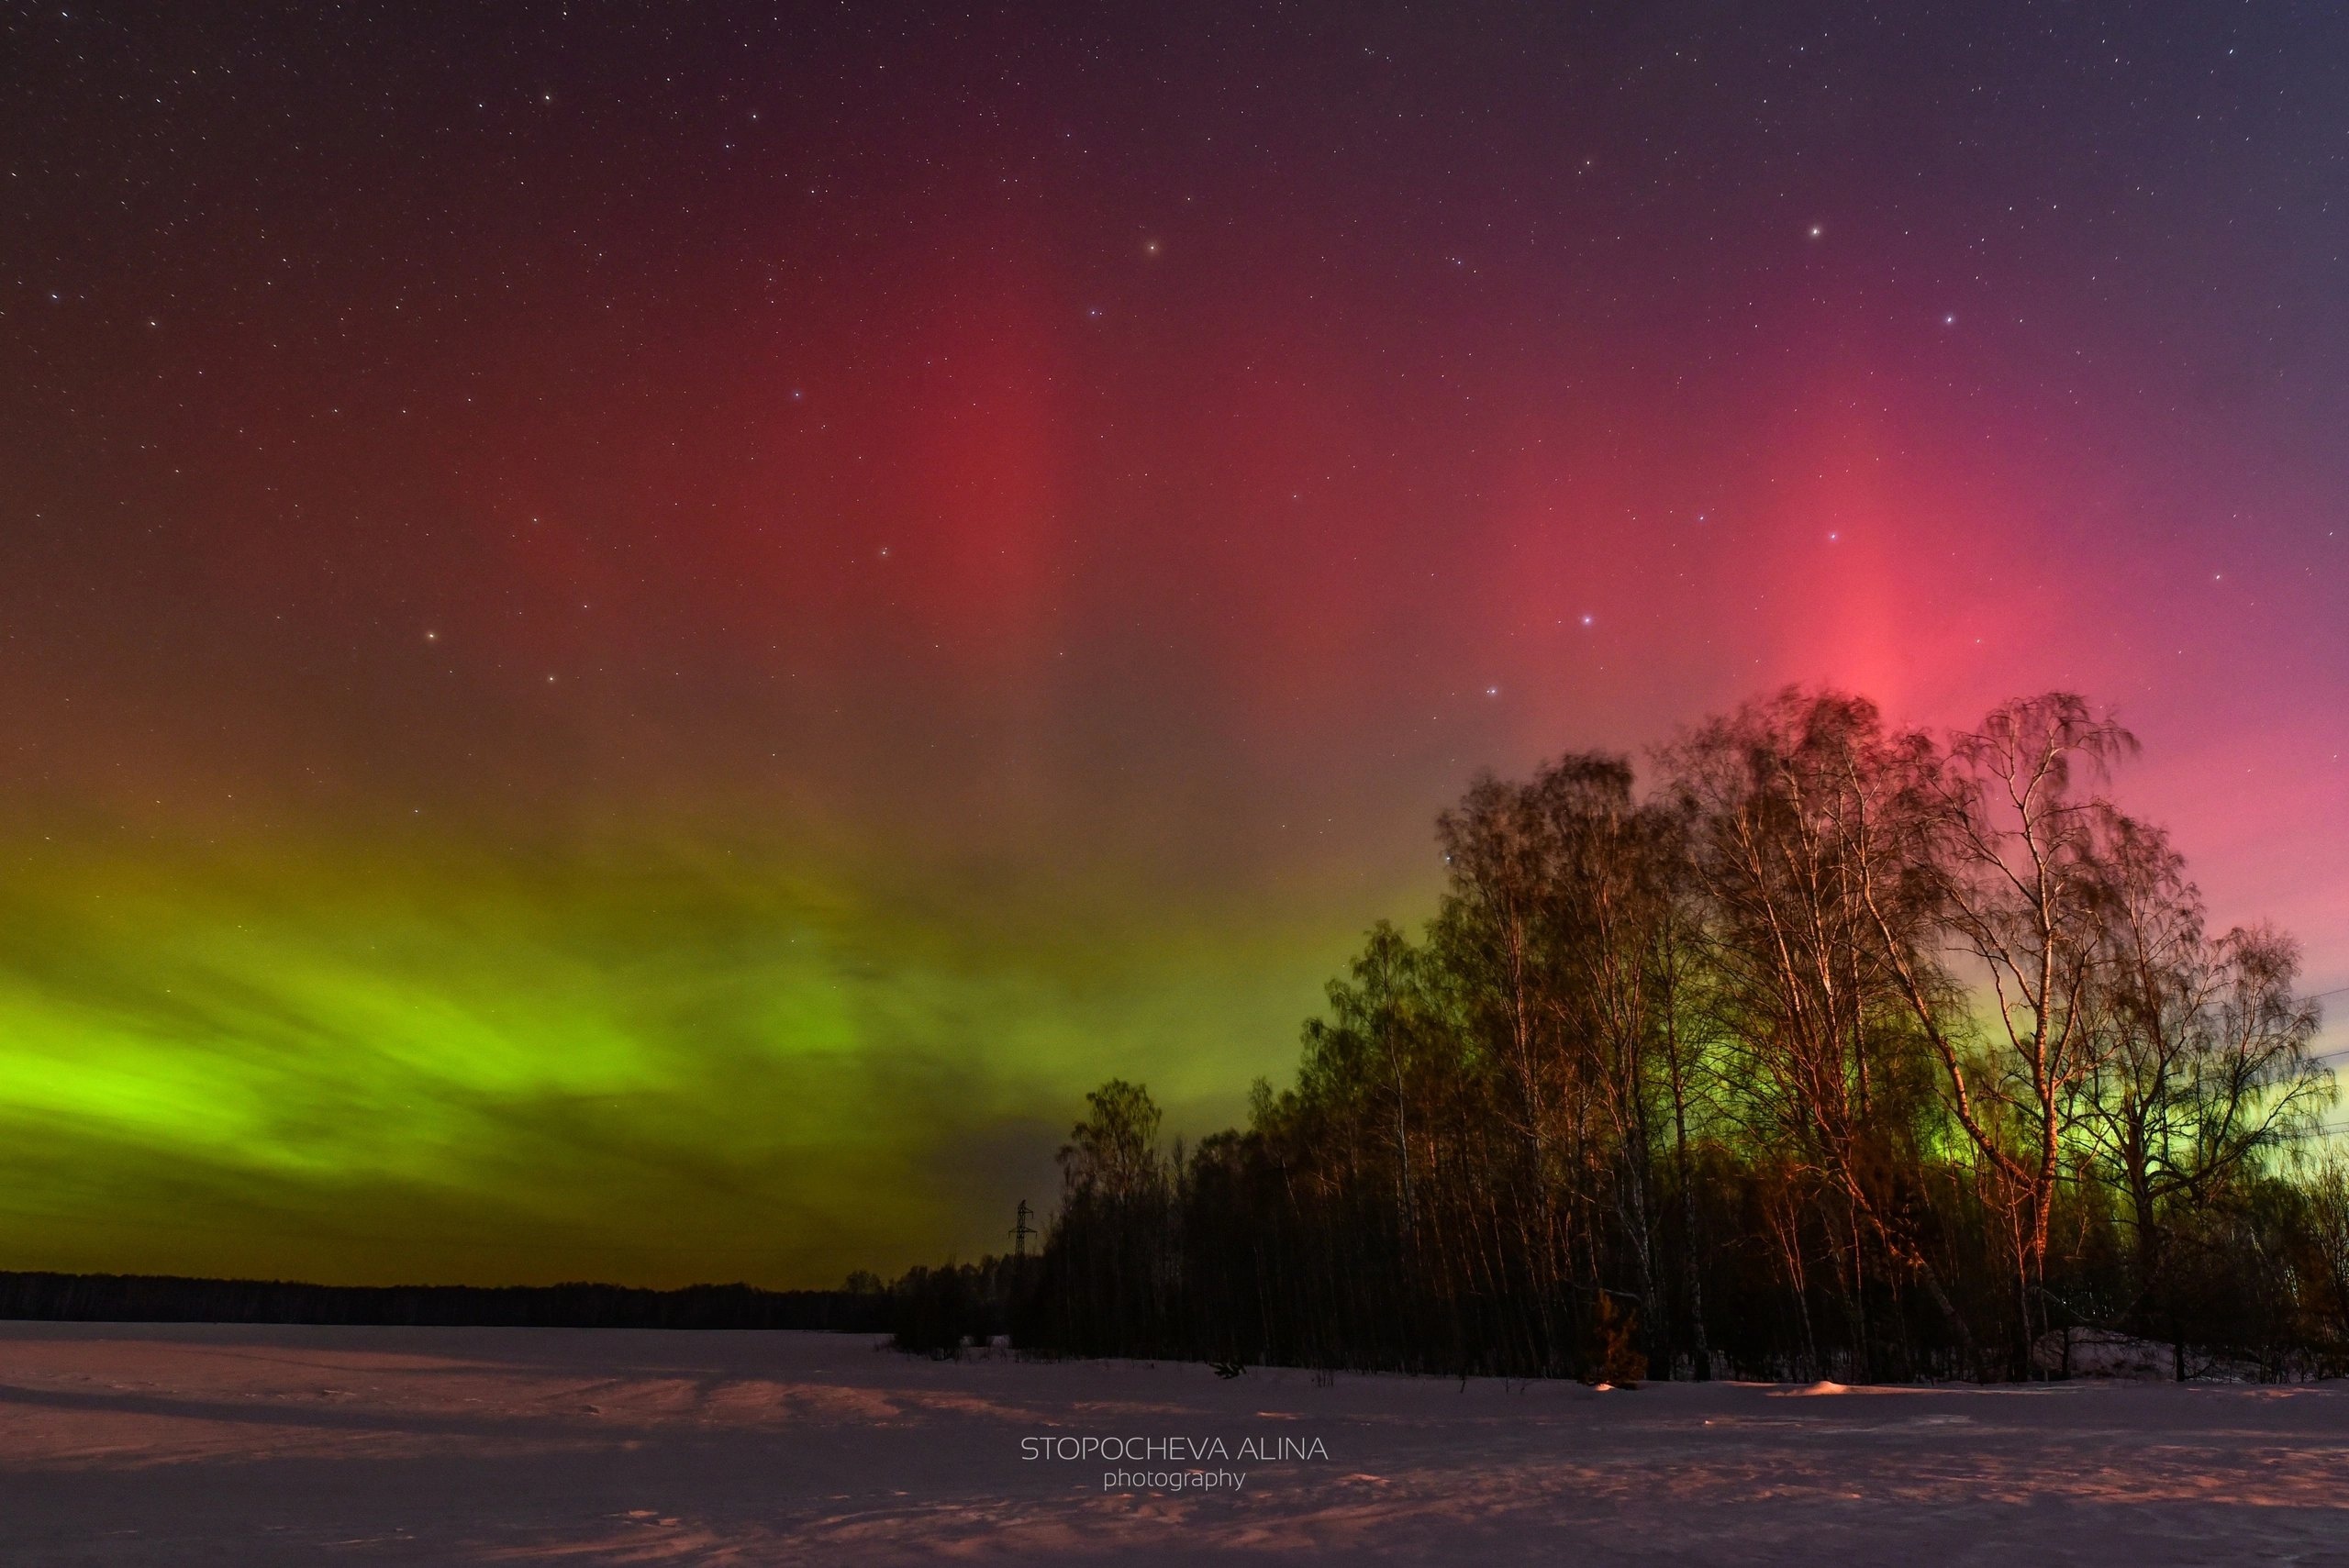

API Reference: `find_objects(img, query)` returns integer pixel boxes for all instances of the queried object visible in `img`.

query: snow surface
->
[1,1323,2345,1564]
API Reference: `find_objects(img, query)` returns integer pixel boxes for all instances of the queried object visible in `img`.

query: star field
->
[0,1,2343,1284]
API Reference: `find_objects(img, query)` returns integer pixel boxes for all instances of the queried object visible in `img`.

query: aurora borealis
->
[2,4,2343,1287]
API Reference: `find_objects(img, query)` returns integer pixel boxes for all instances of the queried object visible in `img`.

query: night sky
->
[3,3,2344,1287]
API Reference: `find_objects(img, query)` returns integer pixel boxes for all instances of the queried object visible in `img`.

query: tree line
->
[0,1270,896,1331]
[1015,689,2349,1382]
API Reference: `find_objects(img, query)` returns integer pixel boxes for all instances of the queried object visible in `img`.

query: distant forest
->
[934,688,2349,1382]
[0,1271,891,1332]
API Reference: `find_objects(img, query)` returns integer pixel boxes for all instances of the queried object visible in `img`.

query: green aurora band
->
[0,828,1364,1286]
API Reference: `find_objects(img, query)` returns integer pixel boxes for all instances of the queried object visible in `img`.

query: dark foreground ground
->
[1,1323,2344,1565]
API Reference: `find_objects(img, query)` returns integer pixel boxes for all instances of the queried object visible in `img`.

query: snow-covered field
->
[1,1324,2344,1564]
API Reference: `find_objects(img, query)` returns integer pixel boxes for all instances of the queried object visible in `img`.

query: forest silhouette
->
[14,687,2347,1384]
[961,686,2349,1383]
